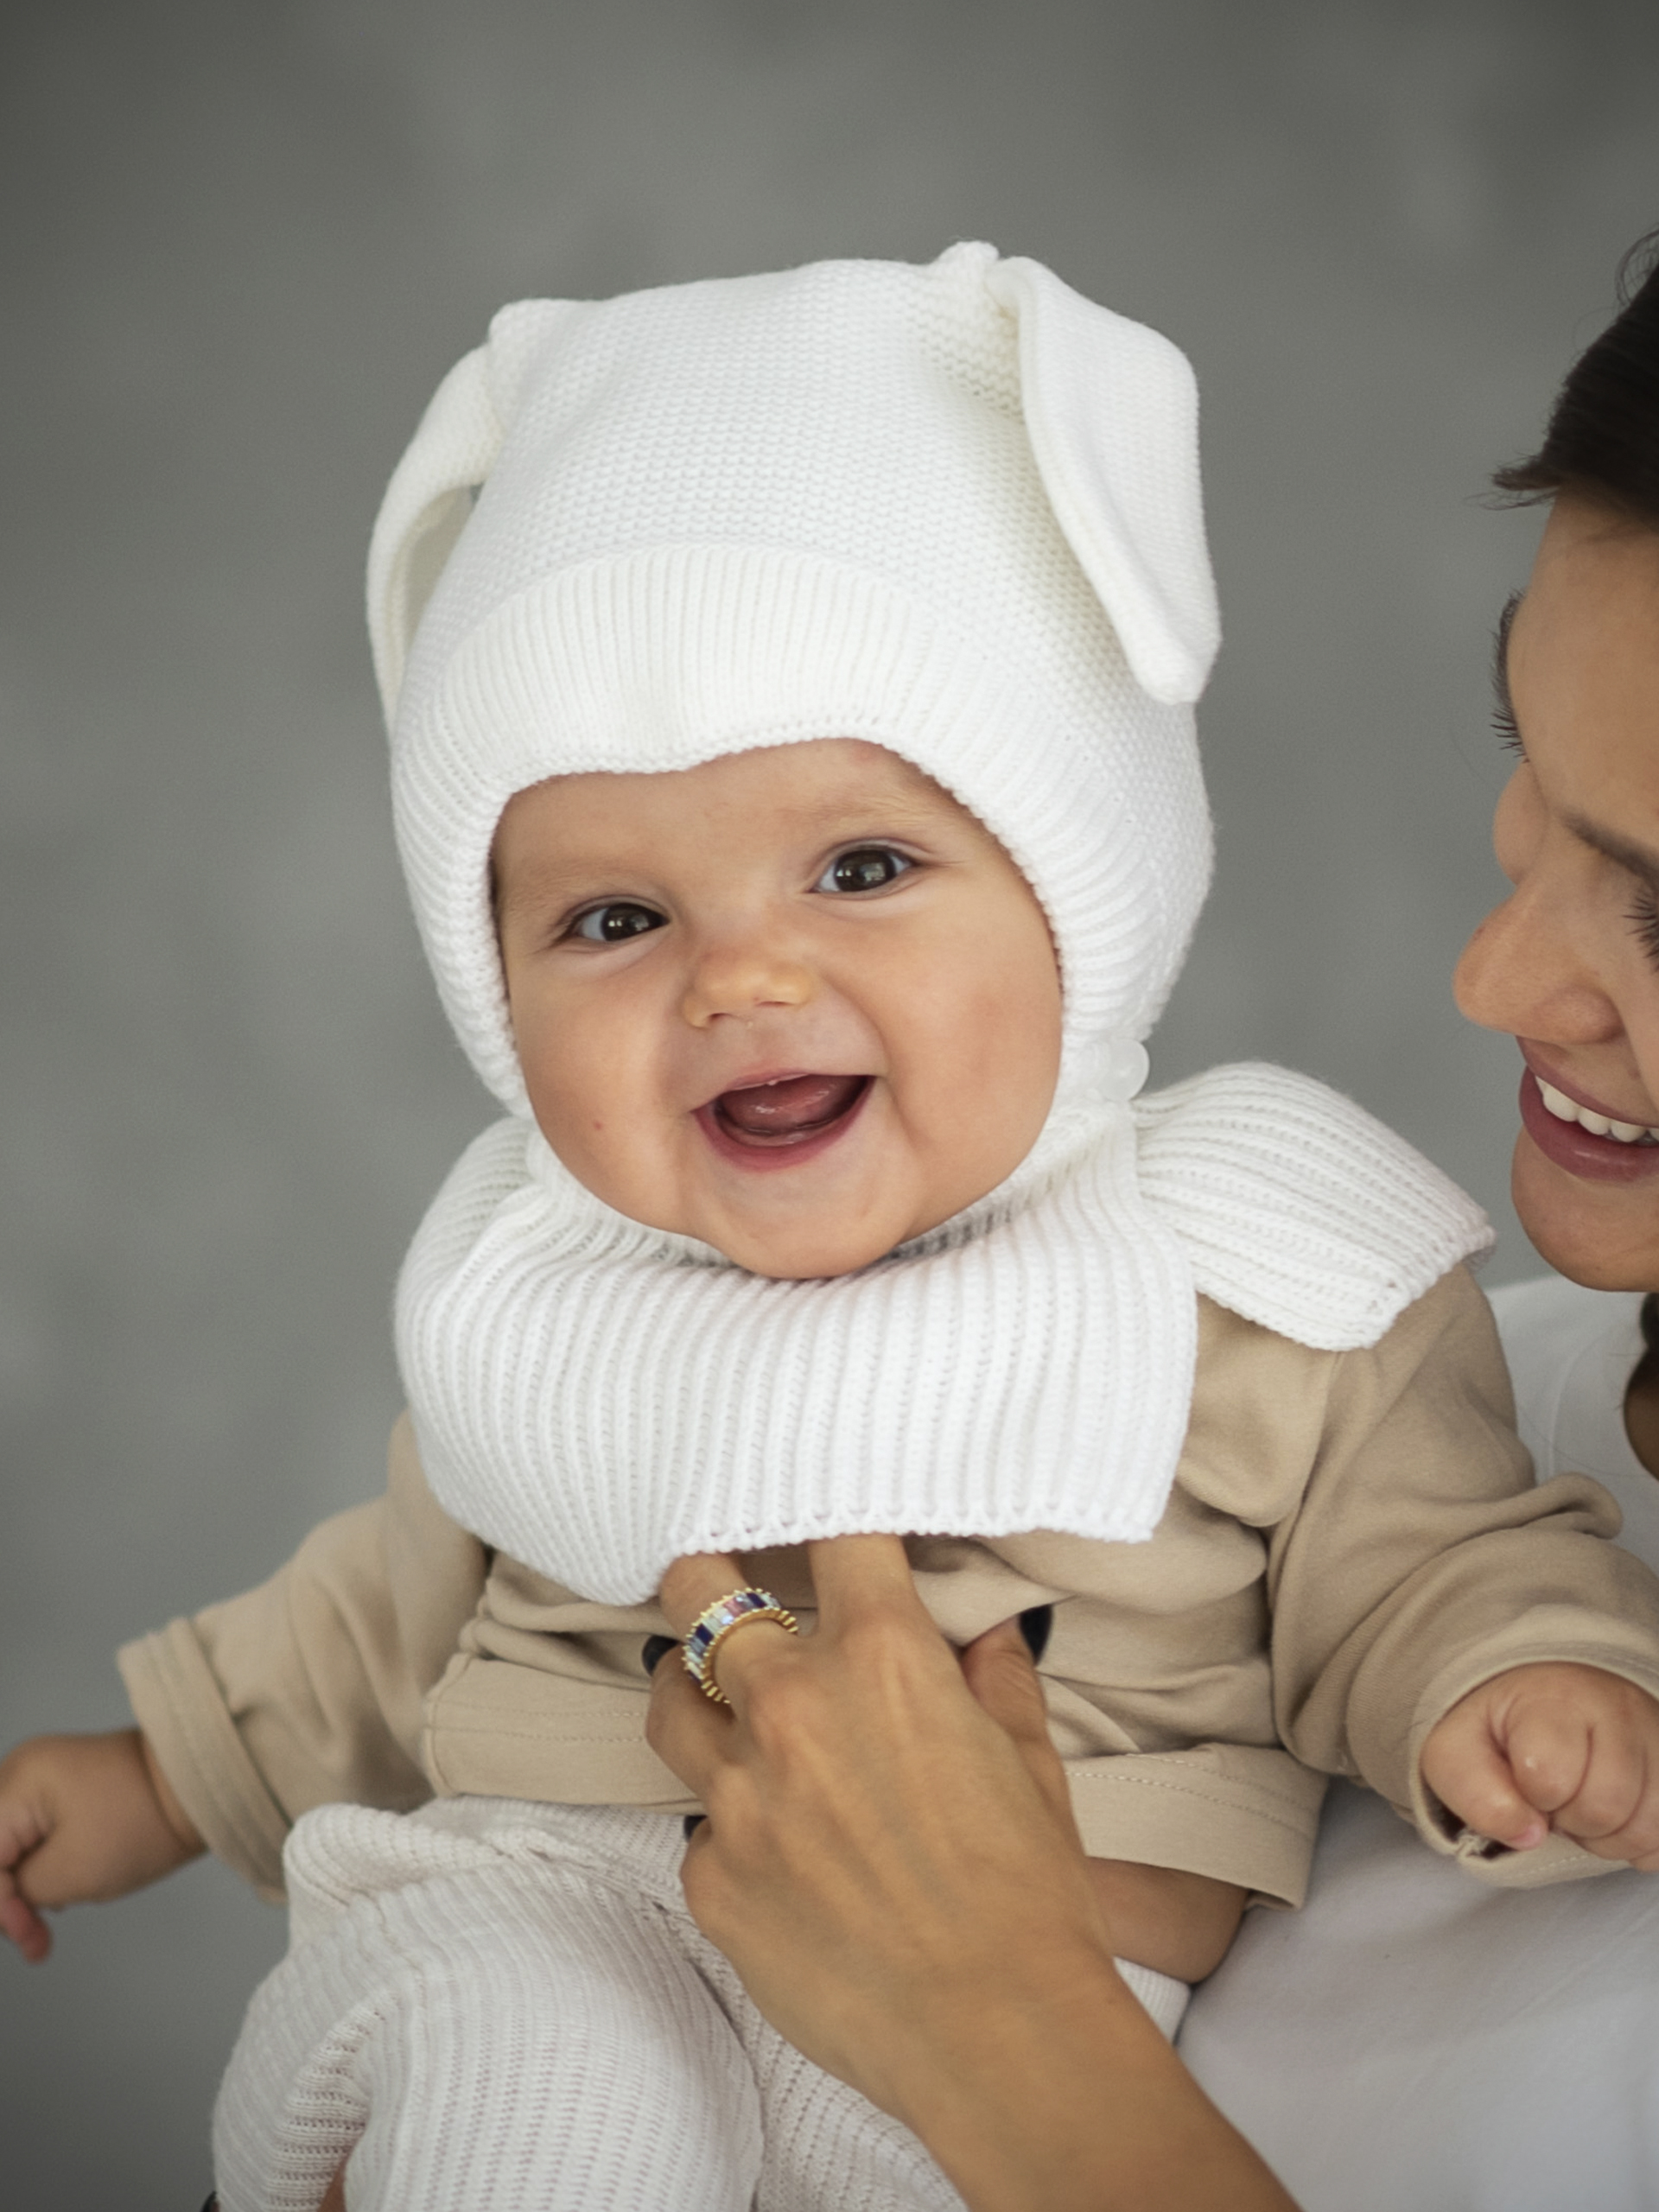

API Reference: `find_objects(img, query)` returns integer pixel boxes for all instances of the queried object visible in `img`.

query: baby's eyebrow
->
[491,858,605,926]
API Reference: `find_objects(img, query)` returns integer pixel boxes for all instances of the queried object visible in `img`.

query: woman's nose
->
[680,931,817,1026]
[1452,880,1623,1047]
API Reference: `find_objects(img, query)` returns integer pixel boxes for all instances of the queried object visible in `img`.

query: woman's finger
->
[959,1618,1059,1750]
[657,1549,804,1709]
[804,1531,929,1626]
[657,1552,749,1636]
[645,1655,737,1803]
[958,1617,1077,1831]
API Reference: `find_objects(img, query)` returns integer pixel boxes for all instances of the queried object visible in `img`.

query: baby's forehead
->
[499,739,982,861]
[565,736,950,805]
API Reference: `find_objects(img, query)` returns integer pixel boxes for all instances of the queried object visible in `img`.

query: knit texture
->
[213,1799,968,2212]
[215,1798,1193,2211]
[1114,1958,1191,2040]
[372,245,1490,1601]
[1135,1062,1493,1350]
[398,1095,1195,1604]
[368,243,1217,1114]
[396,1064,1491,1605]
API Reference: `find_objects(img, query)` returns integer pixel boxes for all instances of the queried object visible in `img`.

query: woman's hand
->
[648,1537,1297,2212]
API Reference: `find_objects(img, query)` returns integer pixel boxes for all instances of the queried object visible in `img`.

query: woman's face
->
[1455,493,1659,1289]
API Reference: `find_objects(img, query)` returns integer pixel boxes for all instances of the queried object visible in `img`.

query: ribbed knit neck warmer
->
[397,1065,1490,1605]
[373,245,1491,1602]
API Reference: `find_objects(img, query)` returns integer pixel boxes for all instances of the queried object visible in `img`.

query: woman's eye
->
[816,847,912,895]
[569,902,664,944]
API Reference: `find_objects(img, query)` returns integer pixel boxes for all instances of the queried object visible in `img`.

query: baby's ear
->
[983,257,1220,708]
[365,299,580,725]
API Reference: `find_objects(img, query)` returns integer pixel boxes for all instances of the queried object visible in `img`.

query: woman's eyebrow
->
[1491,588,1522,728]
[1567,813,1659,894]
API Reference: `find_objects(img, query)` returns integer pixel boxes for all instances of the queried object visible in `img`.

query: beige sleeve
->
[118,1414,487,1897]
[1269,1265,1659,1874]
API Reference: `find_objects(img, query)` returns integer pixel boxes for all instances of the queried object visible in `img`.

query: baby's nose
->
[680,938,817,1025]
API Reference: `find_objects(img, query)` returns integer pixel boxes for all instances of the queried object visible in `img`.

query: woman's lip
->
[1517,1043,1657,1129]
[693,1076,873,1173]
[1517,1070,1659,1183]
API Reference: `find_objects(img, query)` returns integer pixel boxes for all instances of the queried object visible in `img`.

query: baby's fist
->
[1421,1662,1659,1869]
[0,1730,203,1962]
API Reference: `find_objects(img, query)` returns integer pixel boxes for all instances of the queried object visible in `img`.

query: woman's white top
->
[1494,1275,1659,1573]
[1179,1274,1659,2212]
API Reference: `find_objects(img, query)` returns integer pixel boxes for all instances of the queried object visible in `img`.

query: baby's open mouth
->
[706,1072,871,1147]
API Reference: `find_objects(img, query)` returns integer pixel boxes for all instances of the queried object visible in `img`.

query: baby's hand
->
[1421,1662,1659,1868]
[0,1729,204,1962]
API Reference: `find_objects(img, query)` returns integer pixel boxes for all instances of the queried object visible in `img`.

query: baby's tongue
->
[718,1071,864,1139]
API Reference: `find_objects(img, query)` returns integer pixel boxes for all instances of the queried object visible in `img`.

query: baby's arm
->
[0,1729,203,1962]
[5,1417,486,1945]
[1421,1662,1659,1867]
[1084,1860,1247,1983]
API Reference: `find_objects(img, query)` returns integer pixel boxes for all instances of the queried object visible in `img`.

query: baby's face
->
[493,739,1062,1278]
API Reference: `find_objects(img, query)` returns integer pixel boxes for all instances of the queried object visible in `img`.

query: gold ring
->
[682,1586,800,1704]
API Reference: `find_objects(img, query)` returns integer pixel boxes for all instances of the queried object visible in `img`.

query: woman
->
[642,245,1659,2212]
[1177,250,1659,2210]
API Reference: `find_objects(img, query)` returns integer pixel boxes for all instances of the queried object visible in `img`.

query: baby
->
[9,244,1659,2212]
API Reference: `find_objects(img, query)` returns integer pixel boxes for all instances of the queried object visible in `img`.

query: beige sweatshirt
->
[120,1266,1659,1909]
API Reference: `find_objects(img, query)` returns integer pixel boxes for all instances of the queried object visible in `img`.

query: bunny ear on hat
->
[366,343,503,724]
[984,255,1220,707]
[365,299,588,724]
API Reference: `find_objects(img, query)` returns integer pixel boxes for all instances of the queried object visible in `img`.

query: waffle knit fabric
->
[371,245,1490,1593]
[212,1798,1187,2212]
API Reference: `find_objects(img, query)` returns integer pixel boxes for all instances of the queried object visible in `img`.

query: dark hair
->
[1495,232,1659,528]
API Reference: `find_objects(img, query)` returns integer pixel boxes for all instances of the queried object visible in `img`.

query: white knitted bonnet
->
[368,241,1220,1117]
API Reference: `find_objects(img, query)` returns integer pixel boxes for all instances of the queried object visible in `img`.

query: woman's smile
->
[1517,1060,1659,1183]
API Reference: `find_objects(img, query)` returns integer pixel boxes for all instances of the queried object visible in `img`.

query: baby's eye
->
[568,901,665,944]
[815,846,912,895]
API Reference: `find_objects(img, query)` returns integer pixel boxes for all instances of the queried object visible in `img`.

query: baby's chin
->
[543,1109,1028,1279]
[658,1167,963,1279]
[690,1207,919,1281]
[549,1147,917,1277]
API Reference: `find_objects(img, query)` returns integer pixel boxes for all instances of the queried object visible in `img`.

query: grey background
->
[3,0,1657,2202]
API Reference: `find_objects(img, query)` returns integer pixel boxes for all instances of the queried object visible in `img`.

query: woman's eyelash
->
[1627,891,1659,972]
[1491,589,1524,756]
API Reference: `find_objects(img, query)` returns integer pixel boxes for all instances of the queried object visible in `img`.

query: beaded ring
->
[681,1586,800,1704]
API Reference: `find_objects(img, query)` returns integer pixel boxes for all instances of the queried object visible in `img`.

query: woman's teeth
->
[1536,1078,1659,1146]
